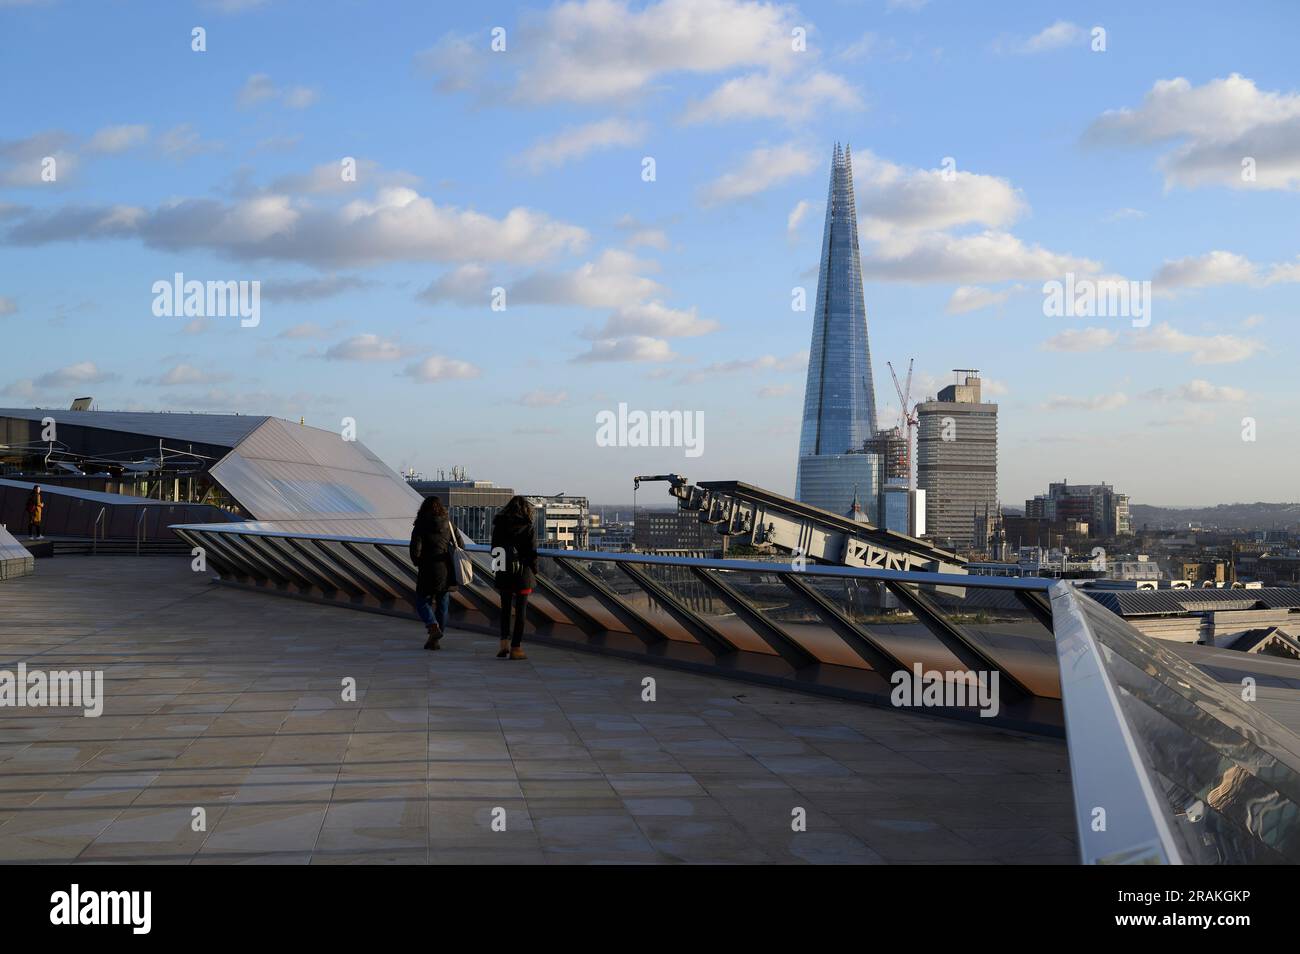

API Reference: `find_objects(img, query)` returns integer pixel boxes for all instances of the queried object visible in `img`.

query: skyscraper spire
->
[795,143,879,503]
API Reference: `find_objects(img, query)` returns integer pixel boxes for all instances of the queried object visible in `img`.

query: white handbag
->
[450,527,474,586]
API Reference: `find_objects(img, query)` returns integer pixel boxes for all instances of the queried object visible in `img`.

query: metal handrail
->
[167,522,1051,592]
[135,508,147,556]
[91,507,106,555]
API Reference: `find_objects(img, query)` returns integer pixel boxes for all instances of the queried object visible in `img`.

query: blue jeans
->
[417,592,450,632]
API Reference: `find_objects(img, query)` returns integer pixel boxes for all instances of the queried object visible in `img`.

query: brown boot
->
[424,624,442,650]
[509,645,527,660]
[496,638,509,658]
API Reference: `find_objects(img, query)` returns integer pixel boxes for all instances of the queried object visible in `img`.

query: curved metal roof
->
[0,408,270,448]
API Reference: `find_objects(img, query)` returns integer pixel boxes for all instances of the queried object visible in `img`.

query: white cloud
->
[323,334,416,362]
[270,160,416,195]
[503,0,805,104]
[418,263,493,306]
[1041,327,1119,352]
[238,73,319,110]
[682,70,862,125]
[87,124,149,154]
[1086,74,1300,191]
[512,249,660,307]
[852,151,1027,236]
[1152,249,1300,292]
[677,351,805,384]
[699,142,816,205]
[1154,250,1256,290]
[156,124,220,160]
[0,131,77,186]
[584,300,718,338]
[861,229,1099,284]
[1042,392,1128,412]
[1130,323,1262,365]
[572,336,677,363]
[142,363,232,386]
[758,384,792,398]
[1014,21,1086,54]
[27,361,118,389]
[0,296,15,316]
[402,356,481,382]
[5,186,589,268]
[515,118,648,173]
[945,284,1020,315]
[787,199,810,238]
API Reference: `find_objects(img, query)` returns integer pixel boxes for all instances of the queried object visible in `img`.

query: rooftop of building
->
[0,407,272,448]
[0,557,1077,864]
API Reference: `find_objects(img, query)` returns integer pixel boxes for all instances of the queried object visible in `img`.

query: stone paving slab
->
[0,557,1078,864]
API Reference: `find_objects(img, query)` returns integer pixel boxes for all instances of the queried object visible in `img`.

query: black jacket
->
[491,511,538,593]
[410,512,454,596]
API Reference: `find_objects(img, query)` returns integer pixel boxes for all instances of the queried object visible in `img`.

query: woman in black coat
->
[490,495,538,659]
[410,496,454,650]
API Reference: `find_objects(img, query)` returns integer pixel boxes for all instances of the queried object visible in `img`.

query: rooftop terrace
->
[0,558,1075,864]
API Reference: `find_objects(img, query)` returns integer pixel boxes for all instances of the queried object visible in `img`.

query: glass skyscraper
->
[795,143,880,512]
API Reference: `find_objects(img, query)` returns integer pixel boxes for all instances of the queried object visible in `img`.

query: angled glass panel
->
[636,563,776,656]
[896,582,1061,699]
[708,568,869,669]
[1073,593,1300,863]
[314,539,402,600]
[802,574,957,672]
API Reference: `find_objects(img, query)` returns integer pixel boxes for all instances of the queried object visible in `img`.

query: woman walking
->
[409,496,454,650]
[26,486,44,539]
[491,496,538,660]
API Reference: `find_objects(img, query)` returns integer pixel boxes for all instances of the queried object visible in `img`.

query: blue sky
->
[1,0,1297,507]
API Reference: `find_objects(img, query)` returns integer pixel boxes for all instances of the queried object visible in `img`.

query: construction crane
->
[886,359,918,490]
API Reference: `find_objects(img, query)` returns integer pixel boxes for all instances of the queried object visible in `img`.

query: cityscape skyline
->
[2,1,1298,508]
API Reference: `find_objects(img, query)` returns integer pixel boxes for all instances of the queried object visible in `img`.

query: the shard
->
[795,143,879,510]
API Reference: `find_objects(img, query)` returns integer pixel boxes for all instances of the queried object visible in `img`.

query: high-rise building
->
[795,143,880,515]
[916,373,998,550]
[1025,481,1131,538]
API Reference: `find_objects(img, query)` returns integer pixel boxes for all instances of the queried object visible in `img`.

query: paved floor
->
[0,557,1077,864]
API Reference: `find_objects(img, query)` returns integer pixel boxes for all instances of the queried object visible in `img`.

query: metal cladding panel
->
[0,408,268,448]
[210,418,422,524]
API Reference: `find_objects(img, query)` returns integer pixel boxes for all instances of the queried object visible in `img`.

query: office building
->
[407,478,514,545]
[528,495,589,549]
[1025,481,1132,538]
[795,143,879,506]
[916,373,998,550]
[794,453,879,524]
[634,509,717,551]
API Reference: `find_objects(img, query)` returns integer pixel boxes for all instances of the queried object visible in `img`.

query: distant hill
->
[1130,502,1300,531]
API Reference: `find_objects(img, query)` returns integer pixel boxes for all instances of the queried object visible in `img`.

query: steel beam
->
[286,538,367,599]
[1014,589,1055,633]
[781,573,909,677]
[618,562,737,657]
[554,557,667,647]
[689,567,818,670]
[884,581,1031,703]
